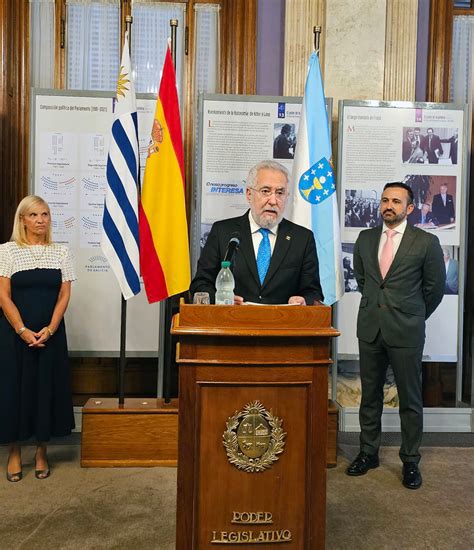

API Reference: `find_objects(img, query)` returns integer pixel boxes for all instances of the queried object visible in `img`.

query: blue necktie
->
[256,228,271,284]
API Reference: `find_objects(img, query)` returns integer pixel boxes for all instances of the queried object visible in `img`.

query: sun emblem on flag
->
[116,66,130,99]
[147,119,164,157]
[298,157,336,205]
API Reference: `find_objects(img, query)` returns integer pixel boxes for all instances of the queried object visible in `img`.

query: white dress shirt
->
[248,211,278,258]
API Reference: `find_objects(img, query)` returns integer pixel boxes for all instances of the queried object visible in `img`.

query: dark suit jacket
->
[402,139,413,162]
[422,133,443,163]
[354,224,445,347]
[190,212,323,304]
[431,193,455,225]
[408,209,438,226]
[441,135,458,164]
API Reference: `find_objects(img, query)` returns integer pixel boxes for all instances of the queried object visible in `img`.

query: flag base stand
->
[80,397,178,467]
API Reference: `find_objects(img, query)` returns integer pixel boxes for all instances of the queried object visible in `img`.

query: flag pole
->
[161,18,180,405]
[117,14,134,406]
[170,19,178,67]
[313,24,339,402]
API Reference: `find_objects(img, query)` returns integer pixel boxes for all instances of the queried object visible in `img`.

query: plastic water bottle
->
[215,261,234,305]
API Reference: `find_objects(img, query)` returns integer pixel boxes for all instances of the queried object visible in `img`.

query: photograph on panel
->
[441,246,459,296]
[344,189,380,228]
[272,122,296,160]
[404,174,456,229]
[402,127,459,165]
[341,243,358,293]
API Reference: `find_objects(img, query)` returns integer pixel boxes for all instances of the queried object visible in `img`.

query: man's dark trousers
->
[359,331,424,463]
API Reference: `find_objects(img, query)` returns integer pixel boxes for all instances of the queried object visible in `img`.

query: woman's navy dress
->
[0,242,75,444]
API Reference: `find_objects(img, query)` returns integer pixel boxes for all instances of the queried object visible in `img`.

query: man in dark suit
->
[413,127,423,150]
[346,182,445,489]
[443,248,459,295]
[441,129,458,165]
[273,124,295,159]
[190,160,323,305]
[409,203,438,227]
[422,127,443,164]
[402,129,415,163]
[431,183,455,225]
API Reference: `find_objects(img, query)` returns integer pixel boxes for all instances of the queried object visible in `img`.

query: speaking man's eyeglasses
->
[249,187,289,200]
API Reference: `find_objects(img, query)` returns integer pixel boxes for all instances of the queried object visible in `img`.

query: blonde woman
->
[0,196,76,482]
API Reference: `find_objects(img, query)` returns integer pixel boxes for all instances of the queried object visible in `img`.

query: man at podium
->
[190,160,323,305]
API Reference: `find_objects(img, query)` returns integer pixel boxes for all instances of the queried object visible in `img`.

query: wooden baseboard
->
[81,397,338,468]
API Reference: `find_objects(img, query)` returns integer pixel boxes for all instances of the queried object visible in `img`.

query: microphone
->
[223,234,240,263]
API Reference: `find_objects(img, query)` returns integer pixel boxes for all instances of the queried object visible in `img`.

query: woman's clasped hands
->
[18,326,53,348]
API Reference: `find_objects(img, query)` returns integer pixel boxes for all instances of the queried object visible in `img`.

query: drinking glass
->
[193,292,210,305]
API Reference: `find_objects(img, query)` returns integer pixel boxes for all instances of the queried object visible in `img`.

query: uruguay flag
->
[288,51,344,305]
[101,31,141,299]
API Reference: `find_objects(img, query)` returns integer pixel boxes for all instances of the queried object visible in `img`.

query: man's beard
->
[254,209,283,229]
[382,209,406,226]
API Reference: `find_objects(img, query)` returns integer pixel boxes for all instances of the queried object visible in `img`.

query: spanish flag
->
[139,47,190,303]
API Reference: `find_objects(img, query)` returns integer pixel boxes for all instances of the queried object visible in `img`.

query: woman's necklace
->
[28,244,48,266]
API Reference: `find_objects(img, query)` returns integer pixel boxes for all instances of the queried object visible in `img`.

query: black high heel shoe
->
[6,457,23,482]
[35,452,50,479]
[7,471,23,482]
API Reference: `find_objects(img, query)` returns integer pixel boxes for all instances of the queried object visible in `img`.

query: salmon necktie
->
[379,229,396,279]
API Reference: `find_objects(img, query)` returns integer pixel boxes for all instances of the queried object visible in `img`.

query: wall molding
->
[340,407,473,433]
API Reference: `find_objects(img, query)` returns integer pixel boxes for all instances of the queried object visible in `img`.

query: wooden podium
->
[171,304,339,549]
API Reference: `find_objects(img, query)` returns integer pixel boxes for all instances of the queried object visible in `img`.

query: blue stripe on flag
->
[106,125,139,248]
[112,116,138,180]
[103,206,141,295]
[106,159,139,247]
[130,111,140,191]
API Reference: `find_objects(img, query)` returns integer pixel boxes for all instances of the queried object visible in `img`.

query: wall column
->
[283,0,326,96]
[383,0,419,101]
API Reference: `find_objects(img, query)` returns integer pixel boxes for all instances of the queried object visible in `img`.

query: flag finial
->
[313,25,321,54]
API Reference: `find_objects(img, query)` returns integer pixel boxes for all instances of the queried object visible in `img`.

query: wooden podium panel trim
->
[309,366,329,543]
[172,304,339,335]
[177,364,329,548]
[177,336,332,363]
[196,382,313,547]
[176,367,198,545]
[174,326,339,337]
[195,365,327,383]
[176,358,333,366]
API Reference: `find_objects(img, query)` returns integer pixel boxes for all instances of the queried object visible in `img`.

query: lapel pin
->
[286,235,291,240]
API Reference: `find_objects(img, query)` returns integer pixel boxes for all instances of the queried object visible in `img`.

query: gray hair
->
[246,160,289,189]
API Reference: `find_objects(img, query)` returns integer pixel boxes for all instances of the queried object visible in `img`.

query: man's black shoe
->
[402,462,422,489]
[346,452,380,476]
